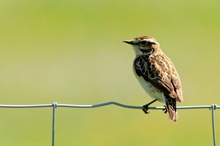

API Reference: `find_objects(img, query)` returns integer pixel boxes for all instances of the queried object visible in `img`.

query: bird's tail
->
[163,94,178,122]
[167,105,178,122]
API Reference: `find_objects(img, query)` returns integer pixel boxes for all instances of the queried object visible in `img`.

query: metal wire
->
[0,102,219,146]
[211,104,217,146]
[52,102,57,146]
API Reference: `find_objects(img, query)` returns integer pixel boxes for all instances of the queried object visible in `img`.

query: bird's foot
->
[142,104,150,114]
[163,106,167,114]
[142,99,157,114]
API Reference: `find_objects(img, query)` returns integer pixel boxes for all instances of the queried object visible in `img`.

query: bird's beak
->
[123,40,134,45]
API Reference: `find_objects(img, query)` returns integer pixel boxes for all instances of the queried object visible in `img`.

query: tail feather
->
[167,105,178,122]
[164,94,178,122]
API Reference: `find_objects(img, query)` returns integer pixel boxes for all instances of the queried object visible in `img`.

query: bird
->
[123,35,183,122]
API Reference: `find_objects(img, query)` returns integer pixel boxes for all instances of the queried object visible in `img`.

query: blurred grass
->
[0,0,220,145]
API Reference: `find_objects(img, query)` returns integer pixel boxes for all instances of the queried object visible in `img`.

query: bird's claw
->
[142,105,150,114]
[163,106,167,114]
[142,99,157,114]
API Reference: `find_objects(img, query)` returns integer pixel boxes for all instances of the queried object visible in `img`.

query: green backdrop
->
[0,0,219,145]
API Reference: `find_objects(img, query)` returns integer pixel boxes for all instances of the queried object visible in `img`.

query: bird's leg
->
[142,99,157,114]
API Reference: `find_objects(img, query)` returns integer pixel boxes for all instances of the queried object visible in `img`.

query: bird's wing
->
[134,55,183,102]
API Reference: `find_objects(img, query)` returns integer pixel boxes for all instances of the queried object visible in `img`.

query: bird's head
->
[123,36,160,56]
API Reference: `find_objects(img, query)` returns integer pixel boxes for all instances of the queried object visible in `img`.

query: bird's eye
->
[140,40,148,46]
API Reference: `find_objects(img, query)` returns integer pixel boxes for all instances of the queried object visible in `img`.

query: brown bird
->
[124,36,183,122]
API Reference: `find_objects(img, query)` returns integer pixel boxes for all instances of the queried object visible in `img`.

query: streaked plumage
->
[124,36,183,122]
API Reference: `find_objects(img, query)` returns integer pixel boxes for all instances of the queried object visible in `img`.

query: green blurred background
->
[0,0,220,145]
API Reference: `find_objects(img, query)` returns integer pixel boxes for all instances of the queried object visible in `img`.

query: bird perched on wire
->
[124,36,183,122]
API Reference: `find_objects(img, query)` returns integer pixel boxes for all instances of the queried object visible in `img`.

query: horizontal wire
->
[0,102,219,146]
[0,102,219,110]
[0,104,52,108]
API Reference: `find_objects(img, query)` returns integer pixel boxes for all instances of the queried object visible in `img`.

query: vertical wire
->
[211,104,216,146]
[52,102,57,146]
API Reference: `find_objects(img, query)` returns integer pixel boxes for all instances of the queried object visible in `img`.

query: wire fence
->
[0,102,219,146]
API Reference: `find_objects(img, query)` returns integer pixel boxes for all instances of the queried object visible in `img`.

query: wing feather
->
[134,55,183,102]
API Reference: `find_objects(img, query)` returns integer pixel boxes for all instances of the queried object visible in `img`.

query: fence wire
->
[0,102,219,146]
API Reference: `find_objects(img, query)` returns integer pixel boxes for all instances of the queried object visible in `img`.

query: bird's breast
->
[133,71,164,102]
